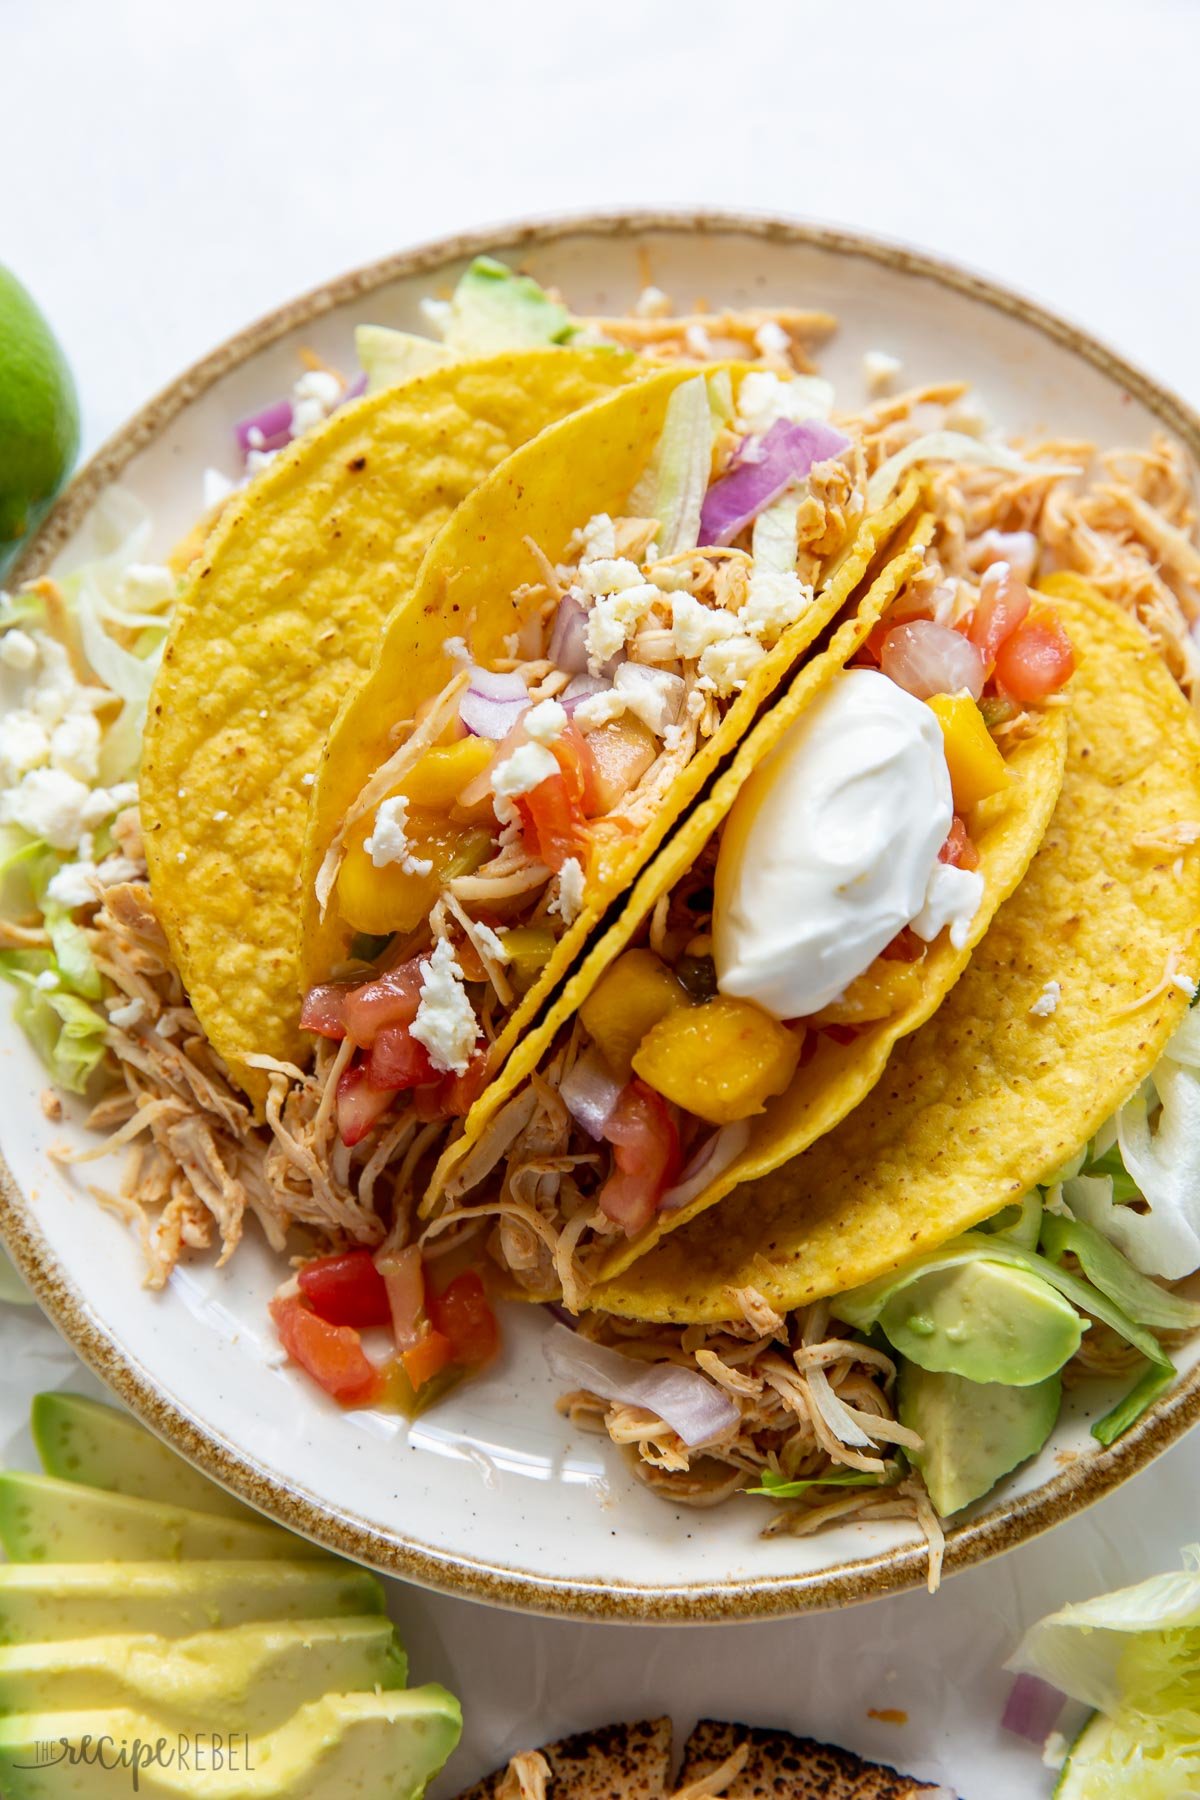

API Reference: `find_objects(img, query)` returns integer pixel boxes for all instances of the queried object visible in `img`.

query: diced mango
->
[927,691,1009,812]
[585,715,658,813]
[501,925,557,996]
[808,956,924,1027]
[336,801,490,935]
[403,738,494,810]
[580,948,691,1080]
[632,995,801,1125]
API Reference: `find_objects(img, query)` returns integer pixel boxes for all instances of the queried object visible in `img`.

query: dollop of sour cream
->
[714,668,977,1019]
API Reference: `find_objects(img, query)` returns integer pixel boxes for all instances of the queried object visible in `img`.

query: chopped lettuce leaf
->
[982,1191,1043,1250]
[29,853,102,999]
[1040,1214,1200,1333]
[0,949,107,1094]
[628,375,713,556]
[1081,1141,1141,1205]
[745,1467,889,1499]
[1009,1545,1200,1796]
[1092,1362,1175,1448]
[866,431,1080,511]
[355,324,455,393]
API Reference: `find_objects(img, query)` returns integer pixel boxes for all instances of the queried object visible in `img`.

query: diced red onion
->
[459,667,530,739]
[1000,1674,1066,1744]
[548,594,590,675]
[559,1046,623,1140]
[235,398,294,457]
[543,1324,739,1446]
[560,673,610,715]
[374,1244,425,1351]
[881,620,985,701]
[341,371,368,404]
[699,418,851,547]
[613,663,685,735]
[660,1121,752,1211]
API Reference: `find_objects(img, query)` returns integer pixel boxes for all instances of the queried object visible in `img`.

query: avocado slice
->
[0,1686,461,1799]
[898,1362,1062,1516]
[0,1561,383,1645]
[0,1618,405,1735]
[444,256,573,353]
[355,325,455,393]
[879,1261,1083,1386]
[33,1393,259,1524]
[0,1473,318,1564]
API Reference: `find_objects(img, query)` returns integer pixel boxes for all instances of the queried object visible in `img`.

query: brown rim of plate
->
[4,209,1200,1624]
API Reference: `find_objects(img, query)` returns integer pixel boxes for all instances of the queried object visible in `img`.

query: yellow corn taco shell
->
[301,371,924,1093]
[142,348,642,1104]
[439,522,1068,1291]
[597,587,1200,1322]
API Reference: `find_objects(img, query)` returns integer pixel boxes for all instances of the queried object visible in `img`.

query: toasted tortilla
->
[457,1718,673,1800]
[433,516,1068,1292]
[302,373,924,1100]
[597,589,1200,1323]
[677,1719,946,1799]
[141,347,641,1103]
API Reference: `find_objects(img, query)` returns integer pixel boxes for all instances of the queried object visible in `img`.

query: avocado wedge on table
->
[32,1393,260,1523]
[0,1619,407,1735]
[0,1687,462,1800]
[0,1473,315,1563]
[0,1560,383,1644]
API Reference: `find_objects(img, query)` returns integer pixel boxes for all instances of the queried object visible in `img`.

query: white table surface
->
[5,3,1199,1794]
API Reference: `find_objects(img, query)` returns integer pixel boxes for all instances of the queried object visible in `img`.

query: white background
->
[4,2,1199,1794]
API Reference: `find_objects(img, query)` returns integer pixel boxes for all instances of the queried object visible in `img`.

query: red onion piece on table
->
[548,594,591,674]
[235,398,294,457]
[1000,1674,1066,1744]
[560,673,610,715]
[660,1121,751,1210]
[881,620,985,701]
[699,418,850,547]
[459,667,530,739]
[543,1324,739,1446]
[559,1047,623,1140]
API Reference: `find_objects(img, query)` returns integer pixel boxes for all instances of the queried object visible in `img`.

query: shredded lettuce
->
[355,325,454,393]
[0,949,107,1094]
[629,375,714,556]
[866,431,1080,511]
[28,853,101,1000]
[745,1468,890,1500]
[1009,1546,1200,1797]
[1040,1214,1200,1334]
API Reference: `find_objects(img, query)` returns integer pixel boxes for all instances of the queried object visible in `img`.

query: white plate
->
[6,212,1200,1622]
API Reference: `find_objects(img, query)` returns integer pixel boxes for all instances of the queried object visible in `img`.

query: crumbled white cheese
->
[289,369,343,438]
[740,571,811,641]
[50,712,101,784]
[1029,979,1062,1018]
[0,712,51,784]
[579,513,617,561]
[663,722,687,752]
[684,323,713,358]
[442,634,470,663]
[911,863,985,950]
[202,467,235,510]
[753,320,792,358]
[108,995,146,1029]
[491,742,559,799]
[613,664,685,737]
[34,969,60,992]
[576,557,646,599]
[584,582,663,674]
[698,633,768,695]
[573,689,626,731]
[46,860,98,909]
[669,593,740,660]
[862,350,903,393]
[245,448,278,476]
[411,937,477,1075]
[0,768,93,851]
[523,698,568,745]
[634,286,671,320]
[0,629,37,672]
[472,920,510,965]
[363,795,433,877]
[1175,971,1199,998]
[735,369,835,434]
[549,856,586,924]
[96,854,140,887]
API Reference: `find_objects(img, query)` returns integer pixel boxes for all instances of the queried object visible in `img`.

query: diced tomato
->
[881,925,924,962]
[552,723,600,817]
[375,1244,427,1349]
[428,1270,499,1367]
[439,1053,489,1118]
[598,1079,683,1236]
[336,1060,394,1147]
[402,1328,453,1392]
[821,1022,863,1045]
[969,566,1031,667]
[270,1294,382,1406]
[516,772,586,872]
[993,613,1075,703]
[341,960,424,1049]
[365,1022,436,1092]
[300,983,350,1040]
[297,1249,392,1328]
[939,815,980,872]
